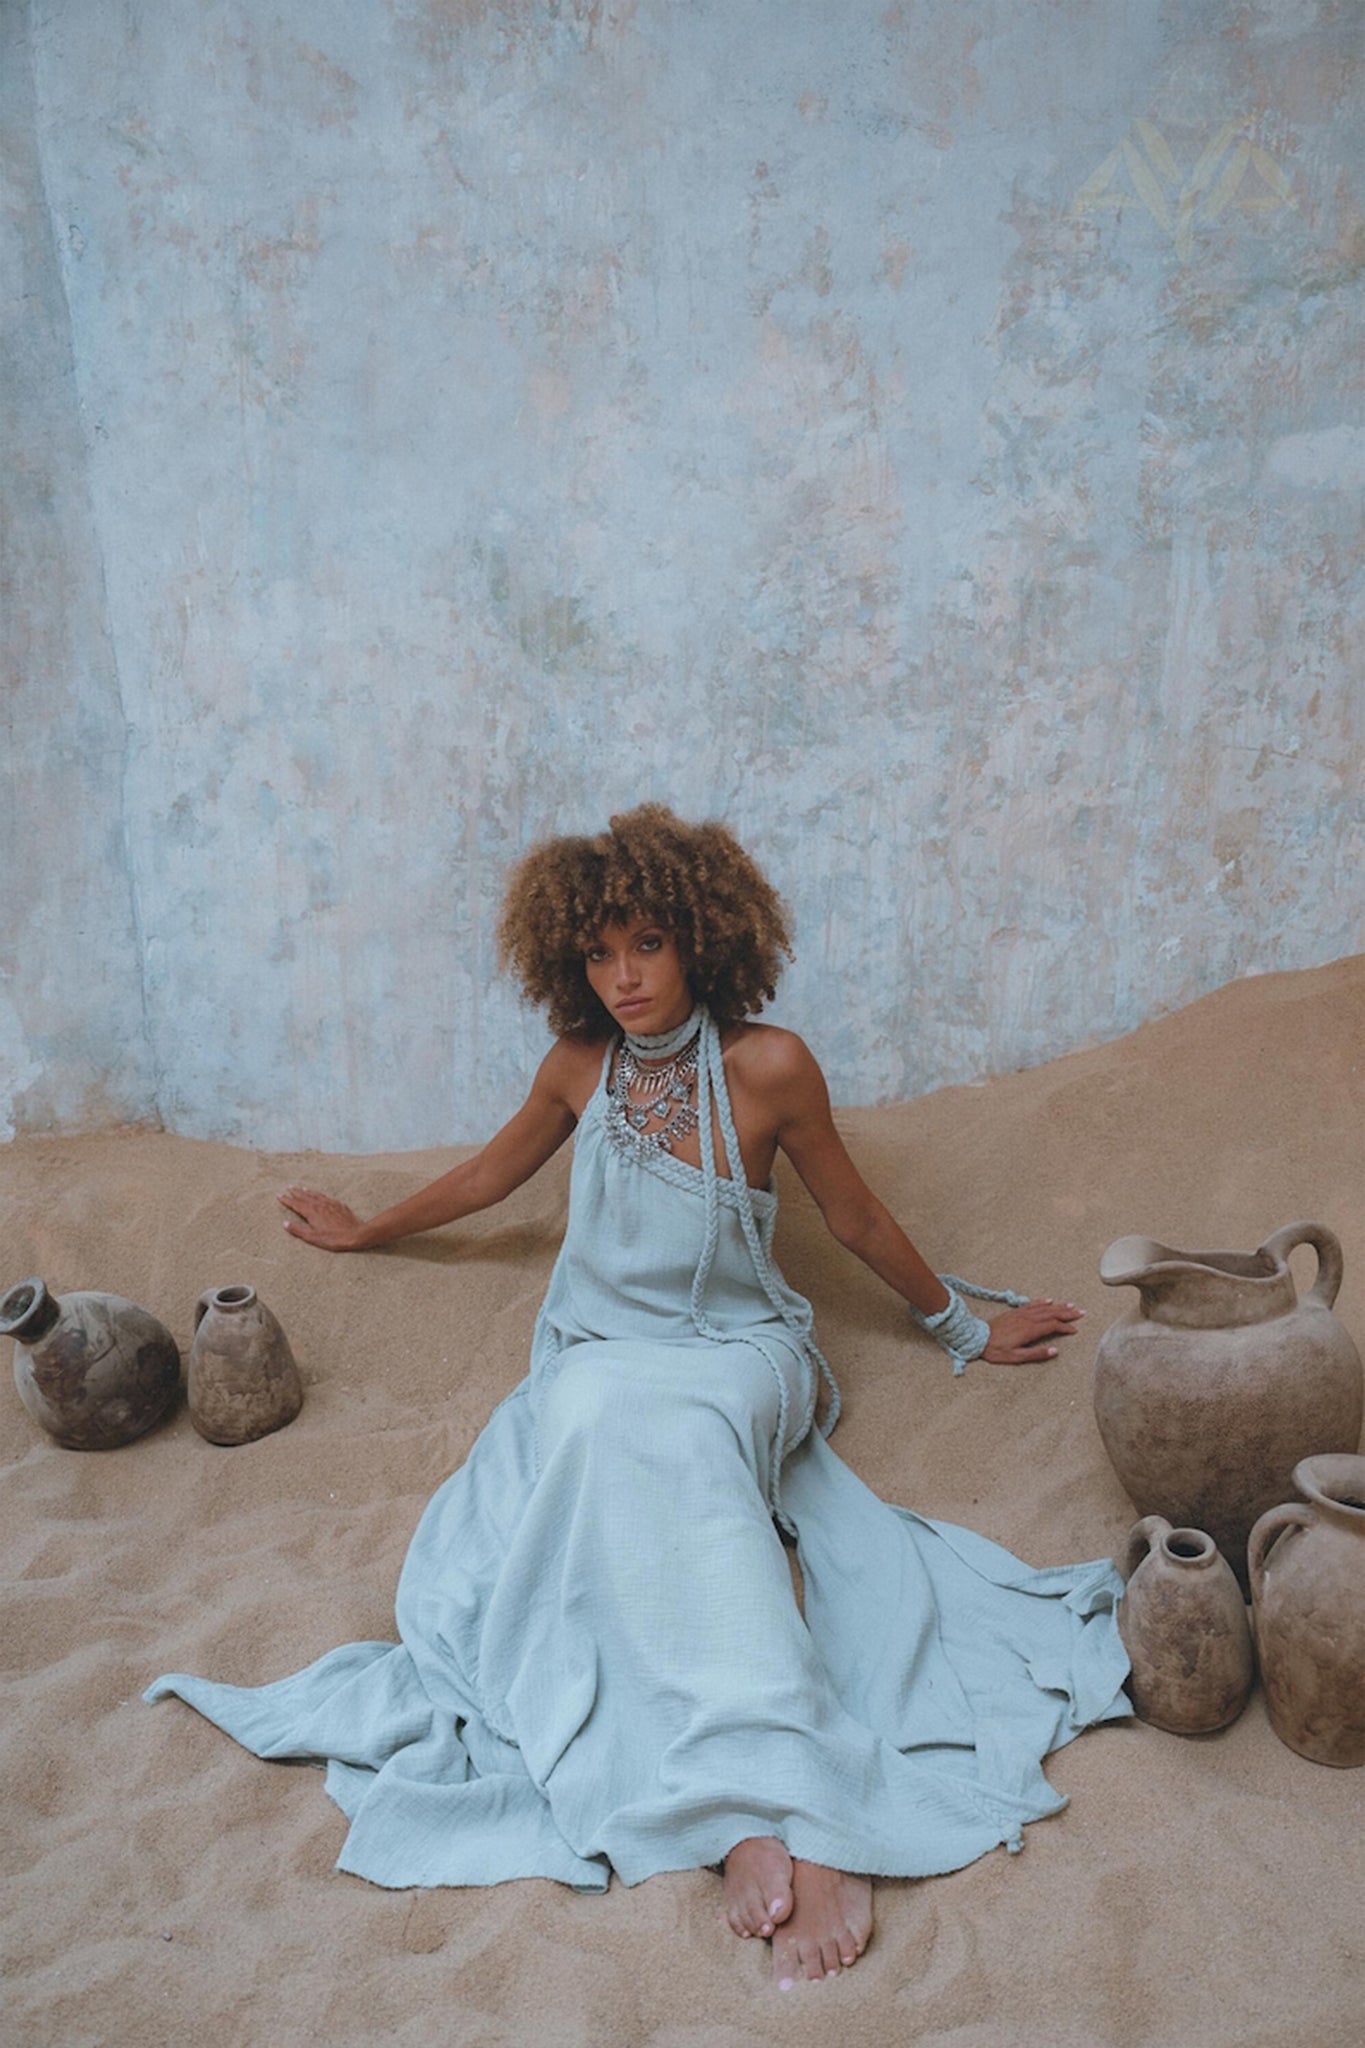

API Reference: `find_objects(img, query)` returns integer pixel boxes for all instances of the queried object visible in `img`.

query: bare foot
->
[771,1861,872,1987]
[722,1837,794,1940]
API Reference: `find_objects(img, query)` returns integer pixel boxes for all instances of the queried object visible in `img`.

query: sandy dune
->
[2,957,1362,2047]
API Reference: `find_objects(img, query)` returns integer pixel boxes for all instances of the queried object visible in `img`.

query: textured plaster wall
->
[6,0,1363,1149]
[1,1,155,1137]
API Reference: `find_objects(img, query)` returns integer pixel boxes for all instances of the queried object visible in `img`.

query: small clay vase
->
[1116,1515,1253,1734]
[189,1285,303,1446]
[2,1277,180,1449]
[1093,1221,1363,1591]
[1248,1453,1365,1768]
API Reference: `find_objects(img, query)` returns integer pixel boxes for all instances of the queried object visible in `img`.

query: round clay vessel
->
[1093,1222,1363,1591]
[1117,1516,1253,1734]
[2,1277,180,1450]
[1249,1453,1365,1767]
[189,1284,303,1445]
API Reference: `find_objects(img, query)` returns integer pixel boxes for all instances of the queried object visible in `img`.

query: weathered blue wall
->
[1,1,155,1137]
[7,0,1363,1148]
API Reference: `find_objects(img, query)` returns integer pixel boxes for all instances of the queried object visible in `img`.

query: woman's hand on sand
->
[279,1186,367,1252]
[980,1298,1084,1365]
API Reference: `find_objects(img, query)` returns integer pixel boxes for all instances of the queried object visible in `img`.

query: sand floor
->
[2,957,1362,2047]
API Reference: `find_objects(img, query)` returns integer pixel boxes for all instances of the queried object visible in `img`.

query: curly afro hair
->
[496,803,794,1039]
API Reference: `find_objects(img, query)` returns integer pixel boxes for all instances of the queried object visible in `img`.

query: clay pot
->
[189,1285,303,1445]
[2,1277,180,1449]
[1249,1454,1365,1767]
[1117,1516,1253,1734]
[1093,1222,1362,1591]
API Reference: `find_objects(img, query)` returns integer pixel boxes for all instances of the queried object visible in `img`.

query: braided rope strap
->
[689,1015,841,1534]
[705,1022,842,1440]
[911,1274,1029,1377]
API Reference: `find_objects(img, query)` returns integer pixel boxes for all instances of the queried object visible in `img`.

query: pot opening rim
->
[1293,1454,1365,1517]
[1163,1529,1216,1563]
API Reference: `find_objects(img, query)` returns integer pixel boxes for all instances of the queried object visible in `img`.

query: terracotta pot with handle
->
[1249,1454,1365,1767]
[1093,1222,1362,1590]
[1117,1515,1253,1734]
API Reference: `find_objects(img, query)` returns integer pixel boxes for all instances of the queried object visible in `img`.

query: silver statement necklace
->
[607,1003,705,1153]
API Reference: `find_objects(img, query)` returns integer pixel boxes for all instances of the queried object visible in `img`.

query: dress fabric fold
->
[147,1027,1130,1890]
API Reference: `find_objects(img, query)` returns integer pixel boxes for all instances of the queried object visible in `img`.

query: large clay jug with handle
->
[189,1285,303,1446]
[1093,1222,1362,1591]
[1116,1516,1253,1734]
[1249,1454,1365,1767]
[2,1277,180,1449]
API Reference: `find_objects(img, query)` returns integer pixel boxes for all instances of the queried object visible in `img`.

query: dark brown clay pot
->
[1117,1516,1253,1734]
[2,1277,180,1450]
[189,1285,303,1446]
[1249,1453,1365,1768]
[1093,1222,1363,1591]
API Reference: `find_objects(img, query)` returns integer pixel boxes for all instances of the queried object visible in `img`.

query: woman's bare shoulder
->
[544,1032,613,1061]
[537,1033,613,1107]
[723,1020,822,1089]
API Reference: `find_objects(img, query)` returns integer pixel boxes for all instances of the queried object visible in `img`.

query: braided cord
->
[703,1023,841,1438]
[689,1025,791,1513]
[911,1273,1029,1376]
[688,1016,841,1532]
[939,1274,1029,1307]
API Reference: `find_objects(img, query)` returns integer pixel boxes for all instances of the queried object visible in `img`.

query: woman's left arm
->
[752,1031,1082,1366]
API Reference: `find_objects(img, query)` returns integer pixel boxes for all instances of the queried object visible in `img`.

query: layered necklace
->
[606,1003,705,1155]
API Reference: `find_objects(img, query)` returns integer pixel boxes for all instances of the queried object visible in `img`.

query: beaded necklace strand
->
[606,1003,705,1155]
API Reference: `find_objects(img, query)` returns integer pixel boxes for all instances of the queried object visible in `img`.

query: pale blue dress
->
[147,1023,1129,1890]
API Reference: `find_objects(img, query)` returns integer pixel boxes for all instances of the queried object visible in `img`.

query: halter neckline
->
[622,1003,705,1061]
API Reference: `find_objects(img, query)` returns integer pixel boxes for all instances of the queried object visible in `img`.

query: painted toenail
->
[779,1978,794,1991]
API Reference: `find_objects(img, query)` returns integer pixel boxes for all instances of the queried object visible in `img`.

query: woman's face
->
[583,917,693,1036]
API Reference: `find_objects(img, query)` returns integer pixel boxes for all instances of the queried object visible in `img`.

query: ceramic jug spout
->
[1099,1231,1297,1330]
[1099,1238,1184,1289]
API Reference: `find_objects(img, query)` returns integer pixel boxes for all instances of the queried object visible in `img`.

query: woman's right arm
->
[277,1041,590,1252]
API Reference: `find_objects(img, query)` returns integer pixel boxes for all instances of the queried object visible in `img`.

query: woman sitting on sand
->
[148,805,1128,1990]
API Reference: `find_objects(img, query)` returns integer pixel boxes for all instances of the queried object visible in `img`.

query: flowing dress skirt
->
[147,1050,1129,1889]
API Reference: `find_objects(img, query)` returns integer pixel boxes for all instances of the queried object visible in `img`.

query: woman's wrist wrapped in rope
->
[910,1273,1028,1376]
